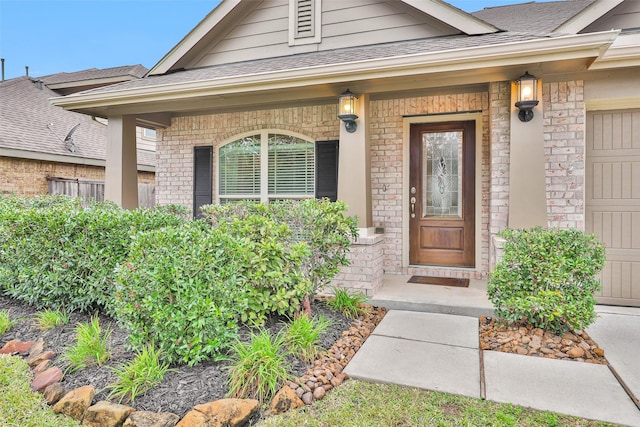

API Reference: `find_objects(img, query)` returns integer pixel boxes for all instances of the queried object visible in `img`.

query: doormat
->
[407,276,469,288]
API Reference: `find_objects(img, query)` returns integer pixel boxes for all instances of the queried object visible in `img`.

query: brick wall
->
[368,92,491,278]
[543,80,586,230]
[157,104,340,210]
[0,156,154,196]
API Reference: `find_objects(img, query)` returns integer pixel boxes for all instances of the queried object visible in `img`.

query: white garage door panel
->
[586,110,640,307]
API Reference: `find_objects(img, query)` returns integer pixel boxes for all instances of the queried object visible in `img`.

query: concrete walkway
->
[345,310,640,427]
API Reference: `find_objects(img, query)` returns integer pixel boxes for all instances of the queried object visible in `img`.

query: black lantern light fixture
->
[338,89,358,133]
[514,71,539,122]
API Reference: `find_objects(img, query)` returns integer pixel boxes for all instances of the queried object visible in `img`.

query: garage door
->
[586,109,640,307]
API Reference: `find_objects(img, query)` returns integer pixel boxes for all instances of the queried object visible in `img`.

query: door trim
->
[402,113,483,270]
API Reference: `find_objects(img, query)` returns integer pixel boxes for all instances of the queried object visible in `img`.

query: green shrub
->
[202,199,358,297]
[487,227,606,333]
[0,194,186,315]
[114,221,247,366]
[107,344,171,403]
[227,329,291,403]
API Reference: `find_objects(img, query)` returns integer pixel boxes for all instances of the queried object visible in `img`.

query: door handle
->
[410,196,416,218]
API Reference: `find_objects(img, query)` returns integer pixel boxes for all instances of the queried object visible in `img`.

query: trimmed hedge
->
[0,195,186,315]
[488,227,606,333]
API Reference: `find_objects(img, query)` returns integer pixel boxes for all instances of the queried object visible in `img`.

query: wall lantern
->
[514,71,539,122]
[338,89,359,133]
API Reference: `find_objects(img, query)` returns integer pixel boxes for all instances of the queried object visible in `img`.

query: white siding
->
[583,0,640,32]
[190,0,459,68]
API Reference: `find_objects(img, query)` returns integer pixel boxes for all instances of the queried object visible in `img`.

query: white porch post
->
[337,93,372,231]
[106,115,138,209]
[508,82,547,228]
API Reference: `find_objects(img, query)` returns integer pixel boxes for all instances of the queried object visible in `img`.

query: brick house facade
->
[53,0,640,305]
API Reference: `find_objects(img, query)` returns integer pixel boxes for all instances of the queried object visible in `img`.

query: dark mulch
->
[0,295,352,419]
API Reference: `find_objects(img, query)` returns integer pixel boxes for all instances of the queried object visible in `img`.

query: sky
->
[1,0,540,81]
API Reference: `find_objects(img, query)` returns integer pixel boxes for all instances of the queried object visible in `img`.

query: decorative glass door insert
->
[423,131,463,218]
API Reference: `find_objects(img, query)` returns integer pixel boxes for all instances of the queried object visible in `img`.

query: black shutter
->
[315,141,339,202]
[193,146,213,218]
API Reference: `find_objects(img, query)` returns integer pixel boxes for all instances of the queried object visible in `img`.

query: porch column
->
[105,115,138,209]
[337,92,372,230]
[508,82,547,228]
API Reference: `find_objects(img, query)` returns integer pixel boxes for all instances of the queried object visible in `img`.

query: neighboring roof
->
[40,65,148,96]
[472,0,597,34]
[0,76,155,169]
[40,65,148,86]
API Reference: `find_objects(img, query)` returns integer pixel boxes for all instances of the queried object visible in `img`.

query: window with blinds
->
[218,135,261,203]
[268,134,315,199]
[218,132,319,204]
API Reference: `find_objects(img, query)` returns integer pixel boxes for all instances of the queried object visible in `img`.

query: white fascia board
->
[552,0,624,35]
[148,0,242,76]
[402,0,498,35]
[0,147,155,172]
[589,32,640,69]
[51,31,619,112]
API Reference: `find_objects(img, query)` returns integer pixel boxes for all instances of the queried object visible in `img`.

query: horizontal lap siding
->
[192,0,457,67]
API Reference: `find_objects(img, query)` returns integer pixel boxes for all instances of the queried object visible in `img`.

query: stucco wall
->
[0,156,155,196]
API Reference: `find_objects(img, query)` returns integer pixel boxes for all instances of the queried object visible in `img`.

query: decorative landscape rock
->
[31,365,63,392]
[43,382,67,405]
[1,296,388,424]
[26,349,56,368]
[83,400,135,427]
[122,411,180,427]
[479,315,607,364]
[175,398,259,427]
[53,385,96,421]
[0,339,35,355]
[268,385,304,415]
[33,358,52,374]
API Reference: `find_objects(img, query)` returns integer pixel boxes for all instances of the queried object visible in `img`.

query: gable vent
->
[296,0,314,37]
[289,0,321,46]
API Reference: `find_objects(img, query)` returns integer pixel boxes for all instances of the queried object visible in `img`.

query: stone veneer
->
[0,156,154,196]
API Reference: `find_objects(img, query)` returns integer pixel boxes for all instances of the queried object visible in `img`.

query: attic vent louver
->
[289,0,321,46]
[296,0,314,37]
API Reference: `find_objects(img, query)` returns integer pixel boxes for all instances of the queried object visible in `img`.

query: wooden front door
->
[409,121,475,267]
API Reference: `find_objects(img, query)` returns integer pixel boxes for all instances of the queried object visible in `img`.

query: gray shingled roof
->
[472,0,596,34]
[81,31,543,95]
[40,65,148,85]
[0,76,155,167]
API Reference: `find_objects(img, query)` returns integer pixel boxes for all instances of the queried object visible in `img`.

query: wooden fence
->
[47,177,155,208]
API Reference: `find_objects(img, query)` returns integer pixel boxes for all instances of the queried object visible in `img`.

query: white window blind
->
[218,132,316,203]
[268,134,315,198]
[218,136,261,202]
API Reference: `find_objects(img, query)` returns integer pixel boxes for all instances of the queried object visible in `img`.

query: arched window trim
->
[216,130,316,204]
